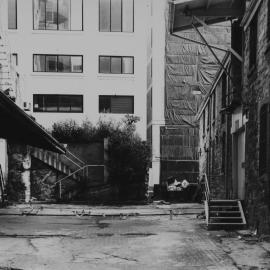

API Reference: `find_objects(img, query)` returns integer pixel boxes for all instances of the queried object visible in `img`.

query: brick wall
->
[243,0,270,234]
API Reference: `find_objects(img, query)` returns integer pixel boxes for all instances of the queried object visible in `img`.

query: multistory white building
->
[0,0,154,139]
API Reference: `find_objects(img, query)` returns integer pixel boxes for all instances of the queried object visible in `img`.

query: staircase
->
[31,147,85,182]
[203,174,246,230]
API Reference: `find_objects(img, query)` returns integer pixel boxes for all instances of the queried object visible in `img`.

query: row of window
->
[32,54,134,74]
[8,0,134,32]
[33,94,134,114]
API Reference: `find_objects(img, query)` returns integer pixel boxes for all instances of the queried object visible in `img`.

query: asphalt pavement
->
[0,204,268,270]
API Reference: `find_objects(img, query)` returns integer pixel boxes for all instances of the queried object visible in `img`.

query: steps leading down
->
[205,199,246,230]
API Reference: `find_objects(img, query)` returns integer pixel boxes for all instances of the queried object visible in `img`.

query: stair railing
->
[203,173,211,202]
[202,173,210,225]
[0,164,5,204]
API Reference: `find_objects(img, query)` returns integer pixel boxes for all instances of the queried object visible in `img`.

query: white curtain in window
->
[122,0,133,32]
[99,0,110,31]
[111,0,121,31]
[71,0,82,30]
[122,57,133,74]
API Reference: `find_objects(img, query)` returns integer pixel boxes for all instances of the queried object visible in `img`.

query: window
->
[99,56,134,74]
[249,12,258,70]
[33,54,83,73]
[8,0,17,29]
[99,95,134,114]
[99,0,134,32]
[259,104,270,176]
[33,0,83,30]
[33,94,83,112]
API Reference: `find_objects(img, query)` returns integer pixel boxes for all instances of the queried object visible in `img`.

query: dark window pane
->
[122,0,133,32]
[71,0,83,30]
[71,56,82,72]
[8,0,17,29]
[33,95,44,111]
[33,0,46,30]
[99,56,110,73]
[70,96,83,112]
[99,0,110,32]
[111,96,133,113]
[46,55,58,72]
[33,55,46,71]
[99,96,111,113]
[44,95,58,111]
[46,0,58,30]
[58,0,70,30]
[111,0,121,32]
[34,95,82,112]
[58,95,72,111]
[122,57,133,74]
[249,13,257,69]
[111,57,121,73]
[58,55,71,72]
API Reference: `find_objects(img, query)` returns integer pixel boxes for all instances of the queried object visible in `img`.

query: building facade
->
[197,0,270,234]
[0,0,152,139]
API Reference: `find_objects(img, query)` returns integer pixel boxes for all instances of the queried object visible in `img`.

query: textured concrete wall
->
[242,0,270,234]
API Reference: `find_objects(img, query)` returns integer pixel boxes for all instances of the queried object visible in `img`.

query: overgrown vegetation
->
[51,116,150,202]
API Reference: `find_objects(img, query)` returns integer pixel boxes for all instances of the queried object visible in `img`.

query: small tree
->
[51,116,150,202]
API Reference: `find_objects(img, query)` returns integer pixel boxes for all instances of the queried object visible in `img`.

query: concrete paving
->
[0,204,268,270]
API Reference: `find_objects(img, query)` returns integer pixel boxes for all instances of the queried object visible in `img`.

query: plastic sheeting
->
[165,13,231,126]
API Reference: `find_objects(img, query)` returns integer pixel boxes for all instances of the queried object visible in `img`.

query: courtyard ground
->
[0,203,269,270]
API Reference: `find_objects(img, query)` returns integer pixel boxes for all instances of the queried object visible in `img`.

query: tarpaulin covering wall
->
[159,5,231,184]
[165,13,231,126]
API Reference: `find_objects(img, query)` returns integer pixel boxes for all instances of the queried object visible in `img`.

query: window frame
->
[99,0,134,33]
[8,0,17,30]
[33,54,83,73]
[99,55,134,74]
[99,95,134,114]
[32,0,83,31]
[33,94,83,113]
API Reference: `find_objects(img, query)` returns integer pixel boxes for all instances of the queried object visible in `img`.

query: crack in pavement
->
[27,239,38,252]
[103,252,138,262]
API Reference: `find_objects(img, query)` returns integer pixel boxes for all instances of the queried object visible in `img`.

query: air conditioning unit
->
[23,102,31,111]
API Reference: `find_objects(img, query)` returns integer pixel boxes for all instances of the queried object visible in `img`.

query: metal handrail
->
[0,165,5,203]
[53,164,104,186]
[203,173,210,202]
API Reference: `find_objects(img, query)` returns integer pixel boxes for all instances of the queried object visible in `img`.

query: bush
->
[51,116,150,202]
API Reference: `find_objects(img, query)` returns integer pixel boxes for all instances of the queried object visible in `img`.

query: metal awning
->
[171,0,245,32]
[0,91,65,154]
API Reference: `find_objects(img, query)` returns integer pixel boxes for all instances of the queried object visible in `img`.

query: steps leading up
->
[205,199,246,230]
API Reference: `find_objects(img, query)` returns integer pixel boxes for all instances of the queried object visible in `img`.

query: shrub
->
[51,116,150,202]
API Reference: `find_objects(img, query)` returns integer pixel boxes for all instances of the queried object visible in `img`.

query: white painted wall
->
[1,0,151,139]
[148,0,166,188]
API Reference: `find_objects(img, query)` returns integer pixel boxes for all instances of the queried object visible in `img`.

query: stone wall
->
[198,75,231,200]
[242,0,270,234]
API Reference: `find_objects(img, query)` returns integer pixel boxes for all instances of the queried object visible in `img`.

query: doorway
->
[233,129,246,200]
